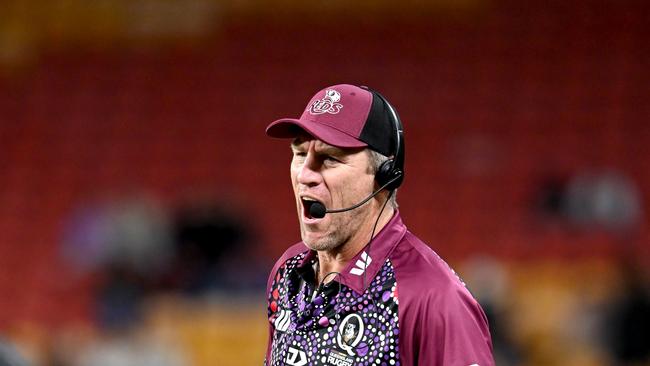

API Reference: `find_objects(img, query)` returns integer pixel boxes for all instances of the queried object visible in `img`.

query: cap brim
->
[266,119,368,149]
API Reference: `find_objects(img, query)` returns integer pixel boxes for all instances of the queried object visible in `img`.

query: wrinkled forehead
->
[290,135,329,149]
[290,135,364,156]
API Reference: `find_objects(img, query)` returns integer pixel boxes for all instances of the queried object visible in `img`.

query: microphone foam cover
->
[309,202,327,219]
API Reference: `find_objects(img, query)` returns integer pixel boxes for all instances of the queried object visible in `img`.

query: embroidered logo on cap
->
[308,89,343,115]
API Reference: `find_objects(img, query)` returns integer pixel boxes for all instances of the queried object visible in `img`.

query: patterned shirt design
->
[265,213,495,366]
[267,251,400,366]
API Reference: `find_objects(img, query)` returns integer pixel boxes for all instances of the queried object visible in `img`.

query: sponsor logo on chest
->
[326,349,354,366]
[286,346,307,366]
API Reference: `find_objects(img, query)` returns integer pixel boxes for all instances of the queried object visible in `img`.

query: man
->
[264,84,494,365]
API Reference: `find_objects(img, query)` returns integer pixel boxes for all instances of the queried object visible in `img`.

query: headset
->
[360,86,405,192]
[308,87,405,219]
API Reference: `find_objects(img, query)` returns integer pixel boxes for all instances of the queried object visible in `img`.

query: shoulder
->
[275,242,310,268]
[388,231,478,311]
[266,242,309,290]
[389,232,468,293]
[389,232,494,365]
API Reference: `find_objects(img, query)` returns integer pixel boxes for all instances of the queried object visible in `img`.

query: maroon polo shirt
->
[265,212,494,366]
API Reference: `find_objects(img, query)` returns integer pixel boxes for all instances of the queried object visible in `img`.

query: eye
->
[324,155,341,164]
[291,151,307,167]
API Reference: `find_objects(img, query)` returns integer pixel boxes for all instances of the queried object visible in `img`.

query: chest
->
[268,262,401,366]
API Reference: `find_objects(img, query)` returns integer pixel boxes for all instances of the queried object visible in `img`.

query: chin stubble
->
[301,210,368,252]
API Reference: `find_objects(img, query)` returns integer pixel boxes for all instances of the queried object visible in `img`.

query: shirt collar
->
[297,211,407,295]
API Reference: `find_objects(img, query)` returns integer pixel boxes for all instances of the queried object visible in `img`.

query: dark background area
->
[0,0,648,365]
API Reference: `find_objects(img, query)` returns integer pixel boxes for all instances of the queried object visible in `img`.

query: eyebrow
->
[289,139,347,157]
[290,138,309,150]
[315,144,346,156]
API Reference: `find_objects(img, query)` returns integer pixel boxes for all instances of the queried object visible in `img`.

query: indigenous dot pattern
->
[267,253,400,366]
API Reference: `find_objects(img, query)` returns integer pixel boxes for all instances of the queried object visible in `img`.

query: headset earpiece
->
[375,159,403,191]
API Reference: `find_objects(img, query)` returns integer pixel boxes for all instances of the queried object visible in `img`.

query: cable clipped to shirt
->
[321,190,393,353]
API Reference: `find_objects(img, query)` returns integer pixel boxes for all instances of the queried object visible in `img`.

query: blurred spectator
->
[606,260,650,365]
[534,170,643,234]
[463,256,522,366]
[565,171,643,233]
[0,339,28,366]
[73,329,188,366]
[61,194,173,276]
[165,198,258,294]
[95,265,147,332]
[62,194,174,331]
[534,175,570,220]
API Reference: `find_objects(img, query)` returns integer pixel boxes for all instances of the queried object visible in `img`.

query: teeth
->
[302,197,317,202]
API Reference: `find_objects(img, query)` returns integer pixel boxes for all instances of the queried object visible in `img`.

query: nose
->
[296,148,323,187]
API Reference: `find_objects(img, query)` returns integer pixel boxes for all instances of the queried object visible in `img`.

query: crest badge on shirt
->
[324,313,367,366]
[337,313,365,354]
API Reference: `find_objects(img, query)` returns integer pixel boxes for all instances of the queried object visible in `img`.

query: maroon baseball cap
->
[266,84,396,156]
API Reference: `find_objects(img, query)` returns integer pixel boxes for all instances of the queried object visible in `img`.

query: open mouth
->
[301,197,323,220]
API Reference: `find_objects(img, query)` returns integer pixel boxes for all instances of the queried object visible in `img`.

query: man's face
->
[290,136,376,252]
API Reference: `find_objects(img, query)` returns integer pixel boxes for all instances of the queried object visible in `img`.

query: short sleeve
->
[400,285,495,366]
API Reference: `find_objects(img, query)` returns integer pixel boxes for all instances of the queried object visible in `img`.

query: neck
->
[316,205,395,284]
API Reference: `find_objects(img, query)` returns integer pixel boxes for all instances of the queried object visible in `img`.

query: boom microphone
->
[308,175,400,219]
[309,202,327,219]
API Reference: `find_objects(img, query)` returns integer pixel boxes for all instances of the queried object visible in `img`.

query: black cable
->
[362,189,393,301]
[334,189,393,351]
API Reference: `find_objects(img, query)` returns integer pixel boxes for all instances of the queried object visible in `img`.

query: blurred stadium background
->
[0,0,649,365]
